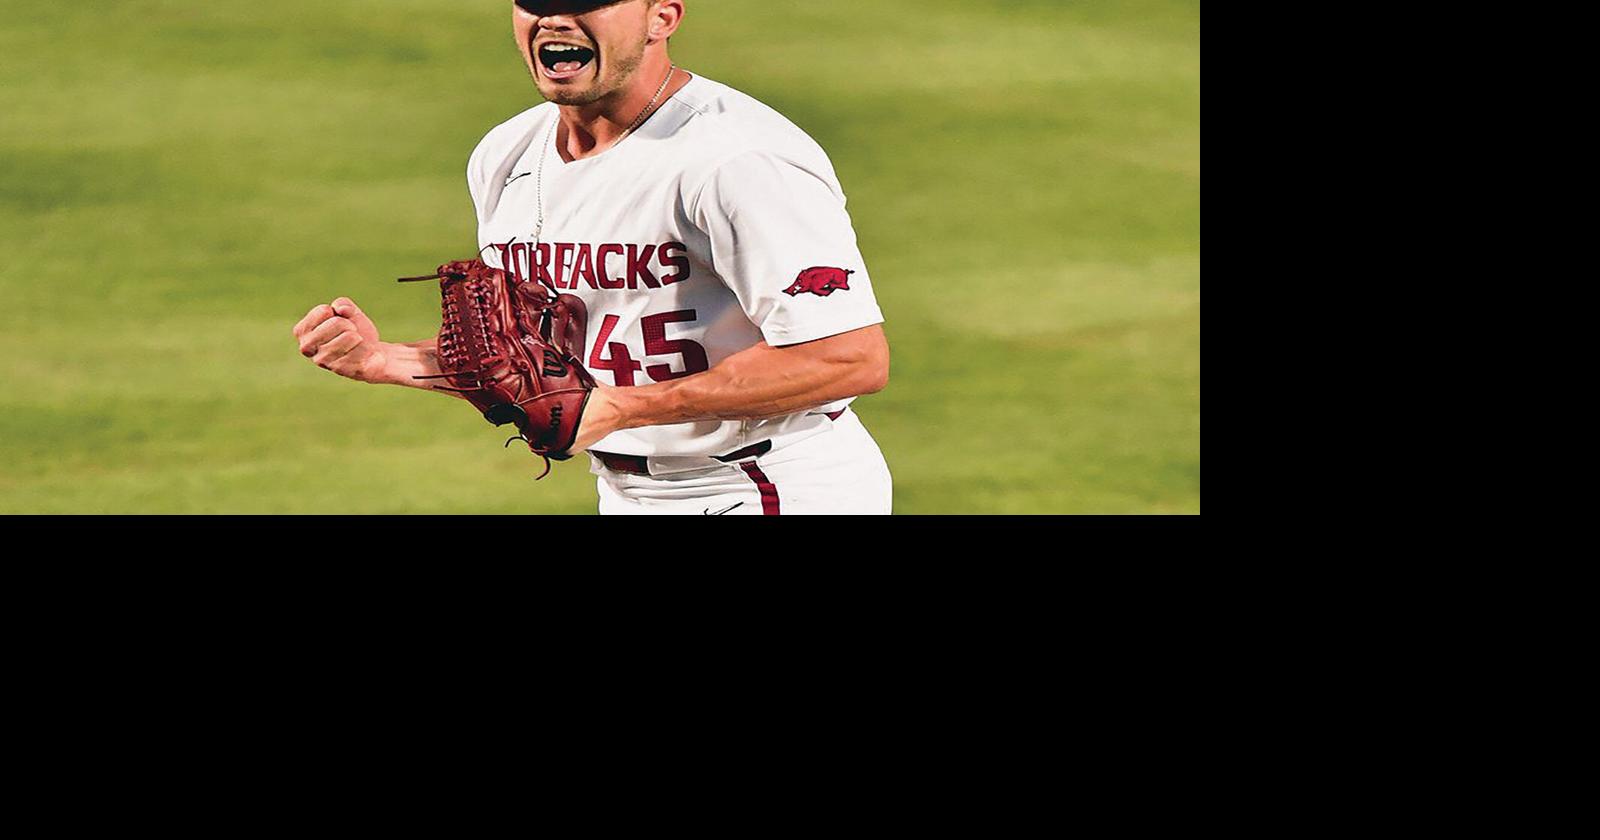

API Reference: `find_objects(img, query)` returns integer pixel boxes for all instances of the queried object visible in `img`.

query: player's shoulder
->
[665,75,838,183]
[669,75,796,131]
[471,101,557,162]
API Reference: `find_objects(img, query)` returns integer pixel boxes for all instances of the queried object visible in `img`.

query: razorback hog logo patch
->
[783,266,854,297]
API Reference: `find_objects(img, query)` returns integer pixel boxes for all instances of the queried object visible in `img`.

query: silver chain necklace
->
[531,116,557,247]
[625,63,677,137]
[531,64,677,247]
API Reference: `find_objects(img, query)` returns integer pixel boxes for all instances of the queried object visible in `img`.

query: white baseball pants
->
[593,409,892,515]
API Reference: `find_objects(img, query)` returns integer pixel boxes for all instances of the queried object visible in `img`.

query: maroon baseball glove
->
[400,258,595,479]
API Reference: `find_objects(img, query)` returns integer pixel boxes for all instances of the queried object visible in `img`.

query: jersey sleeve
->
[466,132,494,226]
[692,150,885,347]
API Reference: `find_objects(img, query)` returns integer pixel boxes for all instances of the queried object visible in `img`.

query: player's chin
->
[537,80,603,106]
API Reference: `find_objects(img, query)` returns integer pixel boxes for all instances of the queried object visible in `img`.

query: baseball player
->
[293,0,891,515]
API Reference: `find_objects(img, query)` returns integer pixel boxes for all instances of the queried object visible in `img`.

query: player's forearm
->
[376,338,463,400]
[597,327,889,431]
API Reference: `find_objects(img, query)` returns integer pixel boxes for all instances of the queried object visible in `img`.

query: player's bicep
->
[780,323,889,375]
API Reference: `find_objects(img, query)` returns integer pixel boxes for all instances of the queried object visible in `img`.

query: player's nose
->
[534,15,583,40]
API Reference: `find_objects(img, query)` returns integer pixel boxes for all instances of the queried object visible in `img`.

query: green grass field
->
[0,0,1199,514]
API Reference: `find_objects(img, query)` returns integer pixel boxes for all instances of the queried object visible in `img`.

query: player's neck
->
[554,56,688,162]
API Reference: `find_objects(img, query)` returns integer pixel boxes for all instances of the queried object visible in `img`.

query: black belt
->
[591,410,843,476]
[593,440,773,476]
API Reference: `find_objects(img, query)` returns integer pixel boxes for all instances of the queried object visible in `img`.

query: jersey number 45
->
[588,309,710,386]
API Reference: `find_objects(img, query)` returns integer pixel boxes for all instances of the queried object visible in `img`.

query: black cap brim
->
[515,1,627,15]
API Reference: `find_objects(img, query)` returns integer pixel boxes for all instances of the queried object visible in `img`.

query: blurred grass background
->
[0,0,1199,514]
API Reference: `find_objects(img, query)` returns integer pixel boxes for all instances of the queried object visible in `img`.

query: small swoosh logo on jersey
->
[504,172,532,187]
[704,502,744,516]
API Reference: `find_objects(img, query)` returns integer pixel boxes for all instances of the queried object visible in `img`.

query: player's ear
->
[647,0,684,43]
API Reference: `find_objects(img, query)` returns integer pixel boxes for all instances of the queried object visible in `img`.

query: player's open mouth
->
[538,43,596,80]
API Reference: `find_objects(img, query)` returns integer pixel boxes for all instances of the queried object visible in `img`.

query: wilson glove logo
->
[783,266,854,297]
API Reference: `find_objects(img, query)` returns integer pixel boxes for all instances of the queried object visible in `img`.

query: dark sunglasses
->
[515,1,627,15]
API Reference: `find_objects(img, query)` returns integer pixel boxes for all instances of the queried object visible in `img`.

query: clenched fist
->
[293,297,392,384]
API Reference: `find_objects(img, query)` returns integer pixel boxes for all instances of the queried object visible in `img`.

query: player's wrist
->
[587,386,628,434]
[566,387,615,452]
[370,342,422,388]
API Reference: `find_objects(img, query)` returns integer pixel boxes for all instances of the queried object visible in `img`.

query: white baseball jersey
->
[465,73,885,459]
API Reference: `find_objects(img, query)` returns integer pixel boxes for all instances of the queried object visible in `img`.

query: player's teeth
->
[539,43,594,72]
